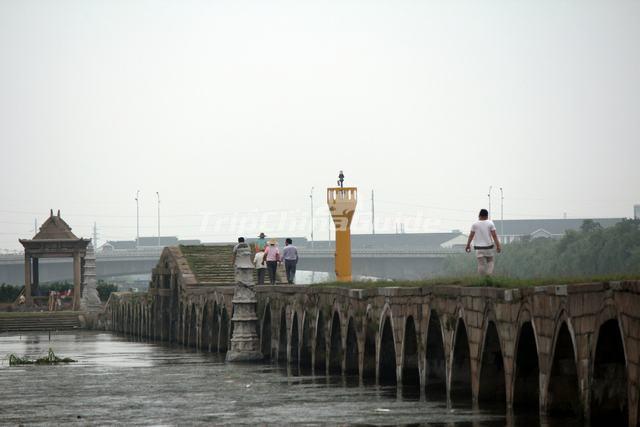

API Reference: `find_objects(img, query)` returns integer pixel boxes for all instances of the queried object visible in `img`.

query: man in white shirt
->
[465,209,502,276]
[254,250,267,285]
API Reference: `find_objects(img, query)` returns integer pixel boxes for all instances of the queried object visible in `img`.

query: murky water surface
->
[0,332,574,426]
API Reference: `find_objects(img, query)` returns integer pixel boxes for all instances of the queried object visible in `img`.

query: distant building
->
[100,240,137,251]
[289,232,465,251]
[492,218,623,244]
[100,236,201,252]
[635,205,640,220]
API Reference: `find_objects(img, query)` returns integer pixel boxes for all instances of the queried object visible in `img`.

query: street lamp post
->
[156,192,160,247]
[487,185,493,218]
[310,187,314,249]
[371,189,375,234]
[500,187,504,237]
[135,190,140,248]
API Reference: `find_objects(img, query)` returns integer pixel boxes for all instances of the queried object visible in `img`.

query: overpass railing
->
[299,248,464,257]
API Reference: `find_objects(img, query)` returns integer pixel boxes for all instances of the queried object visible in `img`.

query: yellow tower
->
[327,187,357,281]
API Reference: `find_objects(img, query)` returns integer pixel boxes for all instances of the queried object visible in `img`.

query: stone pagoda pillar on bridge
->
[226,242,263,362]
[19,210,90,311]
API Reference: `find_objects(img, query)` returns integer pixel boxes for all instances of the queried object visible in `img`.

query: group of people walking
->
[233,233,299,285]
[231,208,500,285]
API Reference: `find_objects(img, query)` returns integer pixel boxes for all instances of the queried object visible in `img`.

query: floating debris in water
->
[9,348,77,366]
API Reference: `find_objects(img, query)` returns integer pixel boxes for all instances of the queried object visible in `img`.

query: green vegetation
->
[180,244,236,283]
[9,348,76,366]
[0,280,118,303]
[0,283,23,302]
[312,274,639,290]
[40,281,73,293]
[442,219,640,279]
[97,280,118,302]
[313,219,640,289]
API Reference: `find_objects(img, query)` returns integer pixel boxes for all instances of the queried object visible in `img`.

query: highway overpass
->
[0,247,460,285]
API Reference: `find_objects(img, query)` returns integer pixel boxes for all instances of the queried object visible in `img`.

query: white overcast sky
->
[1,0,639,249]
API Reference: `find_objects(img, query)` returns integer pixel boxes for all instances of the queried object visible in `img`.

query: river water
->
[0,331,575,426]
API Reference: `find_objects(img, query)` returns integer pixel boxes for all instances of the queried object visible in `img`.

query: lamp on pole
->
[500,187,504,237]
[371,189,375,234]
[310,186,314,248]
[487,185,493,218]
[135,190,140,248]
[156,192,160,247]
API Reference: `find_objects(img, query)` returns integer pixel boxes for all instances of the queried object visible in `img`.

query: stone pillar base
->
[225,350,264,362]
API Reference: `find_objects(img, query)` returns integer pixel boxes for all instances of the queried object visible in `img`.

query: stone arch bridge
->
[103,245,640,426]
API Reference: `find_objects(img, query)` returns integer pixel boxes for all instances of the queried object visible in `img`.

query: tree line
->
[0,281,118,303]
[442,219,640,279]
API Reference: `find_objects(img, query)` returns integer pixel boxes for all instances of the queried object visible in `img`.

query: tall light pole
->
[135,190,140,248]
[500,187,504,237]
[487,185,493,218]
[310,186,314,248]
[371,189,375,234]
[156,192,160,247]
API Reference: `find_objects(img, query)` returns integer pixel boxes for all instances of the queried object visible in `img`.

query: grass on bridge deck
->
[311,274,640,289]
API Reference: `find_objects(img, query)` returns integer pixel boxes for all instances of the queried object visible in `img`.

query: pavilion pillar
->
[32,257,39,294]
[73,252,81,311]
[24,253,32,305]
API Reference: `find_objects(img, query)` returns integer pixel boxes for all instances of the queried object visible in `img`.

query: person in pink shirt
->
[262,239,280,285]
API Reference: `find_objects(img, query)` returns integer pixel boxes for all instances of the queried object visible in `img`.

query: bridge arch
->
[133,305,139,339]
[378,307,397,386]
[290,310,300,367]
[513,307,540,413]
[425,308,446,398]
[401,315,419,390]
[300,311,312,371]
[345,316,359,376]
[125,304,130,335]
[138,305,144,338]
[278,306,288,364]
[261,303,272,360]
[450,316,472,405]
[140,306,145,339]
[329,310,344,375]
[188,303,198,348]
[547,314,580,417]
[201,303,212,352]
[314,309,327,375]
[219,306,229,353]
[124,304,129,335]
[211,301,220,352]
[478,318,506,408]
[169,276,179,342]
[177,301,184,344]
[362,308,376,384]
[130,304,136,338]
[591,305,628,425]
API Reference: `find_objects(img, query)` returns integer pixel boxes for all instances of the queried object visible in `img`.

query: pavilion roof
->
[32,210,79,240]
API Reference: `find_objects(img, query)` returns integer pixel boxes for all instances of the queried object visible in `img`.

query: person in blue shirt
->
[282,238,299,284]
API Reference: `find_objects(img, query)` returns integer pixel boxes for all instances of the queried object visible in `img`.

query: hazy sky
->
[1,0,639,249]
